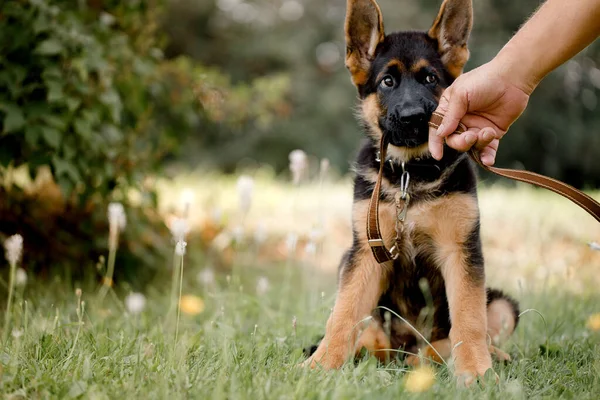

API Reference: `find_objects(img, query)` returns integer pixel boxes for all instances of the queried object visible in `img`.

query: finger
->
[479,141,499,166]
[444,129,480,152]
[474,127,497,151]
[429,126,445,160]
[434,85,469,138]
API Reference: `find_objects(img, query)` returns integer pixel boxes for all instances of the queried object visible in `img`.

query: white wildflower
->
[11,328,24,339]
[99,12,116,27]
[170,217,190,242]
[4,234,23,266]
[175,240,187,256]
[309,228,324,243]
[197,268,215,286]
[289,149,308,185]
[212,231,232,251]
[211,207,223,224]
[15,268,27,286]
[319,158,330,179]
[305,241,317,256]
[108,202,126,230]
[232,225,244,243]
[254,222,267,245]
[285,232,298,254]
[237,175,254,214]
[125,292,146,315]
[275,336,286,345]
[256,276,270,295]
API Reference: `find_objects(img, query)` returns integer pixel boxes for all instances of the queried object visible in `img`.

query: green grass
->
[2,179,600,399]
[1,259,600,399]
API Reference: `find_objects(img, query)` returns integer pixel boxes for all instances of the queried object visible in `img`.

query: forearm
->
[492,0,600,94]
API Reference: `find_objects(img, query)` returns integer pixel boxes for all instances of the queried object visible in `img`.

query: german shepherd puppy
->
[303,0,519,385]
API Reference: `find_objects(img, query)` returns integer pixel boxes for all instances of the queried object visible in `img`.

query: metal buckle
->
[368,239,384,247]
[399,162,410,198]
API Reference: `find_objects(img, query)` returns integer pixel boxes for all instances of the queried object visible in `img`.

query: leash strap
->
[366,137,398,264]
[366,112,600,265]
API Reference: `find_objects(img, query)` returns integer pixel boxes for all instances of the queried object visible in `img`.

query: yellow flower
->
[179,295,205,316]
[587,313,600,331]
[404,366,436,393]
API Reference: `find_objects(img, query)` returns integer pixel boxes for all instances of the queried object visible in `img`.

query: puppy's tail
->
[486,288,520,346]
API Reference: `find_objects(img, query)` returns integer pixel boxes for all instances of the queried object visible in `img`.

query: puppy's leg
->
[407,289,519,368]
[415,193,491,385]
[405,338,451,366]
[303,248,386,369]
[303,198,396,369]
[355,319,391,363]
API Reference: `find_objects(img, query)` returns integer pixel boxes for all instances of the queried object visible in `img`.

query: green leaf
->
[25,125,42,146]
[42,114,67,131]
[2,104,25,133]
[35,39,64,56]
[47,81,64,103]
[42,126,61,149]
[53,156,80,182]
[74,118,91,139]
[66,97,82,112]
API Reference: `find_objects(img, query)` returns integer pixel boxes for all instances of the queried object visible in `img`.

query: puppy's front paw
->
[453,345,495,387]
[300,345,346,370]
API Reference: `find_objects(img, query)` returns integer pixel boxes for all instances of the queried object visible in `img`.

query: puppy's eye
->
[425,74,437,84]
[380,75,394,88]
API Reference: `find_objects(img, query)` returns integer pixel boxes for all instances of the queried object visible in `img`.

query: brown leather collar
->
[366,111,600,265]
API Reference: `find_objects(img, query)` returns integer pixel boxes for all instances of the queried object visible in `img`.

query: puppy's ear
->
[428,0,473,78]
[345,0,385,87]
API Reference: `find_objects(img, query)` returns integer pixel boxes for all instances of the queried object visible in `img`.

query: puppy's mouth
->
[385,124,429,148]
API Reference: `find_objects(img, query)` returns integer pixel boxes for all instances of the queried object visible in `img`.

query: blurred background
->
[1,0,599,286]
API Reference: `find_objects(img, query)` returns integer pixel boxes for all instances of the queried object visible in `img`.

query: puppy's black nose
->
[396,106,426,125]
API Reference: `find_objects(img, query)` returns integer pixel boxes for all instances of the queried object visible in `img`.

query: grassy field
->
[2,173,600,399]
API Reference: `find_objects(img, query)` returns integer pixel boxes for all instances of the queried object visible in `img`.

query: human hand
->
[428,60,531,166]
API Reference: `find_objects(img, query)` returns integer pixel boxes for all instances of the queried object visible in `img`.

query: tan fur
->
[409,58,431,73]
[352,193,495,379]
[406,338,511,366]
[408,193,492,381]
[361,94,383,142]
[487,299,517,346]
[375,59,406,83]
[303,228,386,369]
[406,338,451,366]
[355,320,391,362]
[387,143,430,162]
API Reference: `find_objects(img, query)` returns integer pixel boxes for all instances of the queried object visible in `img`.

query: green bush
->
[1,0,172,199]
[0,0,291,280]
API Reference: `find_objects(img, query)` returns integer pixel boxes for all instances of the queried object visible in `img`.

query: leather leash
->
[367,111,600,264]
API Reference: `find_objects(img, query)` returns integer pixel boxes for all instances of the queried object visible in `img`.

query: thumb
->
[434,83,468,138]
